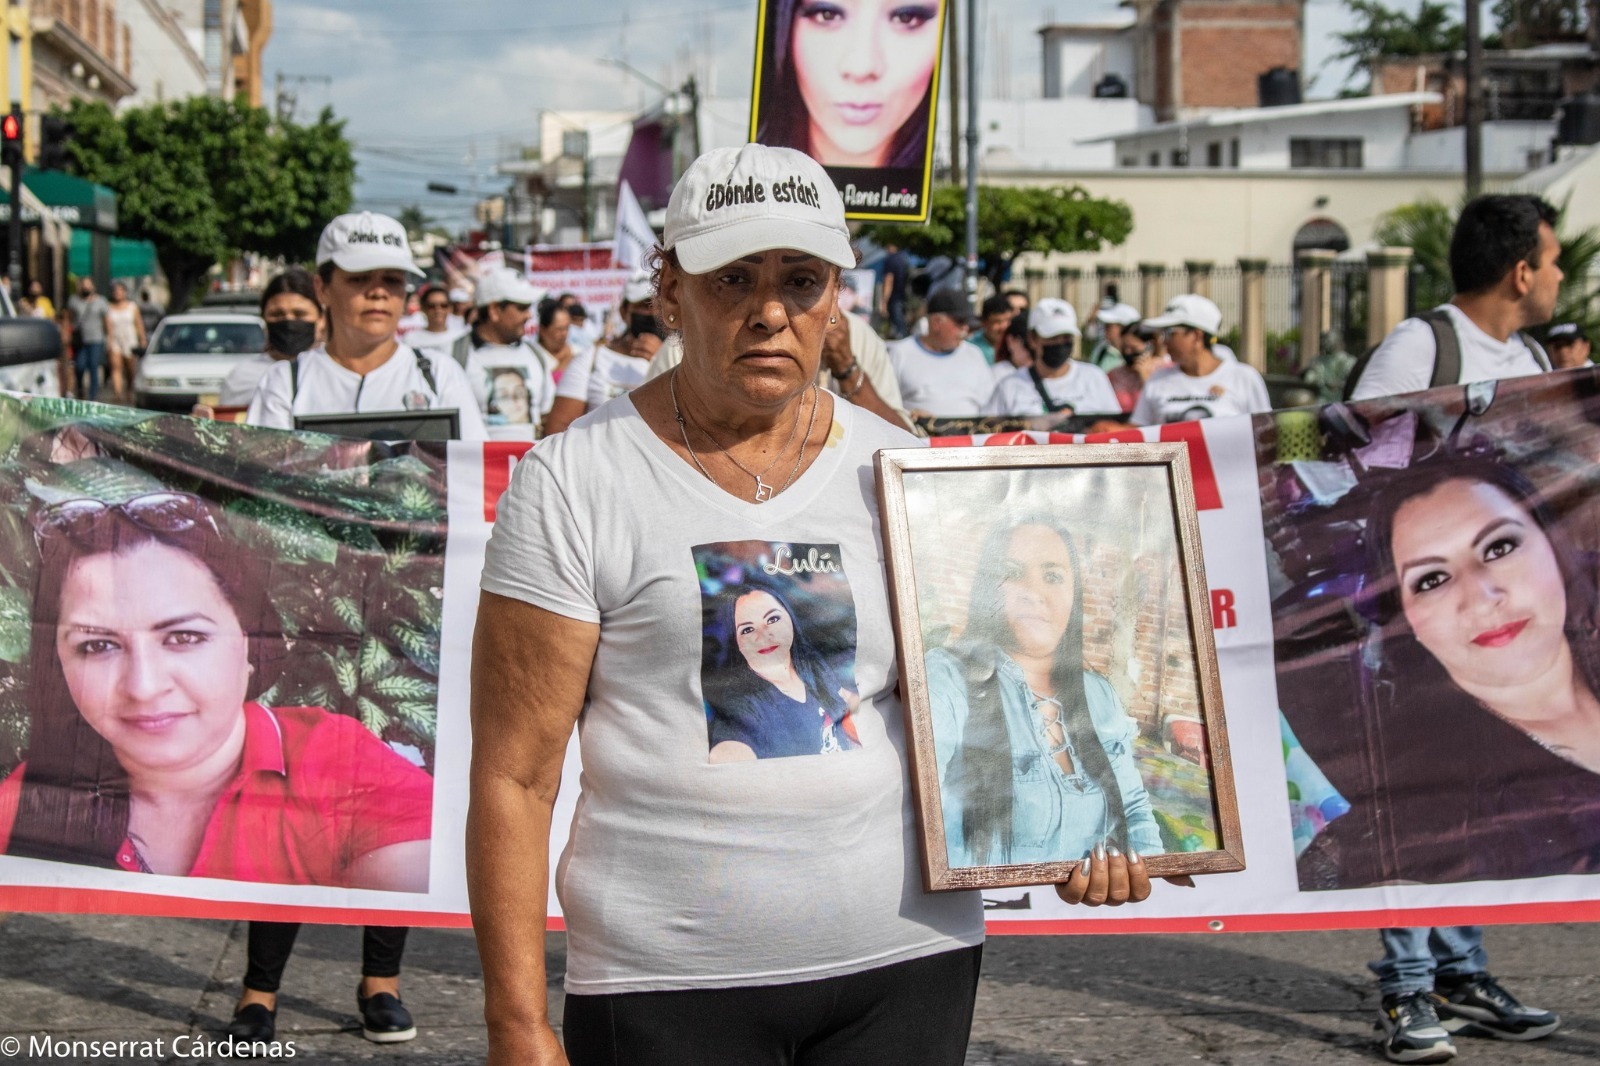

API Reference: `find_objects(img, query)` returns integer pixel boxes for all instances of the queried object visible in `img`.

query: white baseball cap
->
[621,271,656,305]
[1097,302,1142,327]
[448,287,471,303]
[316,212,425,277]
[664,144,853,274]
[1028,298,1081,339]
[1144,294,1224,336]
[475,269,541,307]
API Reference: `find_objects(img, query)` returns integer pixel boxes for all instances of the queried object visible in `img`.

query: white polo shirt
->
[887,336,995,416]
[245,344,490,440]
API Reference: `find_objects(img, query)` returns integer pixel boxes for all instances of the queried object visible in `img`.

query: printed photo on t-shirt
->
[485,366,532,426]
[694,540,862,762]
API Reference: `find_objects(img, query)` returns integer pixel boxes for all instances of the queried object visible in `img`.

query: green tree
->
[1330,0,1467,92]
[1493,0,1591,46]
[857,184,1133,289]
[397,205,434,241]
[1374,194,1600,339]
[61,98,355,310]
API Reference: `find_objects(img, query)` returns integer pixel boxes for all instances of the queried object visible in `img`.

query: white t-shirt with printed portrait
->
[480,395,983,995]
[1131,359,1271,425]
[461,340,558,442]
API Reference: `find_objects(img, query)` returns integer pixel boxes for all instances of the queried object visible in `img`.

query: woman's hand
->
[838,686,861,715]
[1054,845,1194,906]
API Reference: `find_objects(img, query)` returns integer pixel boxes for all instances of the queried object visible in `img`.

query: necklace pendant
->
[754,477,773,502]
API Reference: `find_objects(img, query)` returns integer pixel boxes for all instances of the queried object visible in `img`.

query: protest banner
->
[2,370,1599,932]
[748,0,946,223]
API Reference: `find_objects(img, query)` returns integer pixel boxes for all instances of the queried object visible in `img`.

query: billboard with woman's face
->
[750,0,948,222]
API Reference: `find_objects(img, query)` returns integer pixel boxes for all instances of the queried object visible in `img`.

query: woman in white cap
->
[1089,301,1141,370]
[985,298,1121,418]
[1131,294,1271,426]
[469,144,1174,1066]
[541,272,664,435]
[245,212,489,440]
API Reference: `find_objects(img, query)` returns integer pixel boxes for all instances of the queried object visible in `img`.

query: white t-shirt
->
[1348,304,1550,401]
[406,326,468,356]
[986,362,1121,417]
[1131,359,1272,425]
[245,344,490,440]
[555,345,650,411]
[480,397,983,994]
[218,353,275,408]
[459,339,558,442]
[887,336,995,416]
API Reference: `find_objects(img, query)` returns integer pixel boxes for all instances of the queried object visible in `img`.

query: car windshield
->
[151,322,264,355]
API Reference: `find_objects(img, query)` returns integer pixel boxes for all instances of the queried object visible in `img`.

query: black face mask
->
[267,319,318,358]
[1039,339,1075,369]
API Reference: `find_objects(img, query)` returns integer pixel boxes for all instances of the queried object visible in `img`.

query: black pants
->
[241,922,409,994]
[562,944,982,1066]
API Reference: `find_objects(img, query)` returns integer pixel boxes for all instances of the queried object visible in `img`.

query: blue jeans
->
[1371,926,1487,998]
[74,340,105,400]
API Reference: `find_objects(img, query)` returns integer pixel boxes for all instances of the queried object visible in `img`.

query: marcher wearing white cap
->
[441,269,557,441]
[404,283,469,356]
[985,298,1120,418]
[1130,294,1270,426]
[543,271,665,434]
[246,211,489,440]
[1089,301,1141,370]
[470,143,1170,1066]
[448,287,472,330]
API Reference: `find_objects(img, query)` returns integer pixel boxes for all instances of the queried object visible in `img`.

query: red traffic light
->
[1,114,18,143]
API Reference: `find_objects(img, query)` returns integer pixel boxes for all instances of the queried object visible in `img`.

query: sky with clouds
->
[263,0,1377,229]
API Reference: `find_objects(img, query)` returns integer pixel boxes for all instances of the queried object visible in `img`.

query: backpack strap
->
[452,332,474,371]
[1520,332,1552,372]
[289,353,299,401]
[1419,309,1460,390]
[1027,366,1072,413]
[412,346,439,399]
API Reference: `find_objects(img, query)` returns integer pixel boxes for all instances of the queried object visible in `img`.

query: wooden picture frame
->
[877,443,1244,891]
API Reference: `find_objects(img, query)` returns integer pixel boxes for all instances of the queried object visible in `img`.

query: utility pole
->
[963,0,979,310]
[947,7,961,185]
[1463,0,1484,196]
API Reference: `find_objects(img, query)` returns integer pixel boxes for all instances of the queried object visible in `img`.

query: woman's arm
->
[468,591,599,1066]
[541,396,588,436]
[346,839,431,893]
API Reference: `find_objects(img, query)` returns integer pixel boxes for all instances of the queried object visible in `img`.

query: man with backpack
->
[1346,195,1560,403]
[449,270,557,441]
[1345,193,1565,1064]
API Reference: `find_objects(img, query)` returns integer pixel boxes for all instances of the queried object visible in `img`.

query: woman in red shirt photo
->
[0,488,434,889]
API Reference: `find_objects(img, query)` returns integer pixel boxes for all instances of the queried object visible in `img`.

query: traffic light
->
[38,115,71,172]
[0,109,22,172]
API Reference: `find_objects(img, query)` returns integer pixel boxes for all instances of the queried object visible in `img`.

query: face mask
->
[267,319,318,358]
[1039,339,1075,369]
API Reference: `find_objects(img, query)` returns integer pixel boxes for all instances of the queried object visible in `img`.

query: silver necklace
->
[671,369,815,502]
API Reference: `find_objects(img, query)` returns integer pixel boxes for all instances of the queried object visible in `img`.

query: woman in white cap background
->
[446,269,557,442]
[244,211,490,440]
[1130,294,1271,426]
[468,144,1172,1066]
[985,297,1121,419]
[541,272,665,434]
[1089,301,1141,370]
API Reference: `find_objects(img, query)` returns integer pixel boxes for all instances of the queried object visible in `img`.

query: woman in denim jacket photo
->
[927,513,1163,869]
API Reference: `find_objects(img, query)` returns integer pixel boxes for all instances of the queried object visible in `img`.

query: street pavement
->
[0,912,1595,1064]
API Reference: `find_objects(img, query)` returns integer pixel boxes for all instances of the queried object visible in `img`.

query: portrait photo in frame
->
[877,443,1244,891]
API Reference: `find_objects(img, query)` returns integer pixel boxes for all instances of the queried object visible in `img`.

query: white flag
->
[614,180,655,270]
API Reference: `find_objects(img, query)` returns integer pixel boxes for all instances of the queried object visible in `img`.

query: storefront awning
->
[0,168,119,231]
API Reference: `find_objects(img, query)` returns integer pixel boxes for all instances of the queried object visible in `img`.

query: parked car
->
[0,285,64,397]
[133,312,266,410]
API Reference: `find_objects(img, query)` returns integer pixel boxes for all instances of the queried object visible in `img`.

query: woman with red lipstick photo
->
[755,0,943,170]
[697,549,862,762]
[1305,450,1600,886]
[0,484,434,891]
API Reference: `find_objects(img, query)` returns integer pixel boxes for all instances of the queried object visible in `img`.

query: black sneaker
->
[357,988,417,1044]
[1435,972,1561,1042]
[1379,990,1457,1064]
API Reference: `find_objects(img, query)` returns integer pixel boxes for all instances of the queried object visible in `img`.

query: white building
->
[121,0,208,106]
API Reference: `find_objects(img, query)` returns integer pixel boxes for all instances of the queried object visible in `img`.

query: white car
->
[134,311,266,410]
[0,285,63,397]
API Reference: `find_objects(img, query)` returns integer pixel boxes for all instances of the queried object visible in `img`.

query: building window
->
[1206,142,1223,167]
[1122,157,1138,168]
[1289,138,1364,169]
[1229,138,1240,167]
[1170,147,1189,167]
[1148,151,1159,167]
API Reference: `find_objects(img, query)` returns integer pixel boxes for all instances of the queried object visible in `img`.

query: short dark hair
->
[261,267,319,316]
[980,295,1012,319]
[537,297,566,330]
[1450,194,1559,296]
